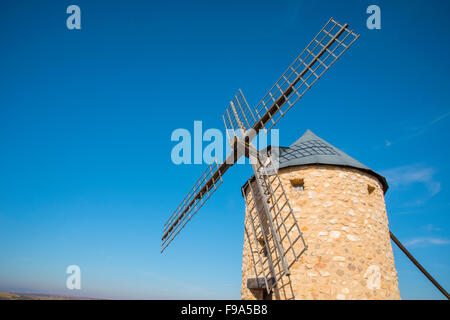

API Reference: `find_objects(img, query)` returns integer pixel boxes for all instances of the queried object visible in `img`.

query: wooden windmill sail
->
[162,17,359,294]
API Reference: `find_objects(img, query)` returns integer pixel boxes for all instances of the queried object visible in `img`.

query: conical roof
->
[277,129,368,169]
[243,129,388,193]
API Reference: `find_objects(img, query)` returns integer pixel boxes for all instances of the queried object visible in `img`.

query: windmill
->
[161,17,449,300]
[162,17,358,294]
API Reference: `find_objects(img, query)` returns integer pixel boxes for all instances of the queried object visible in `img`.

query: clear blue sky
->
[0,0,449,299]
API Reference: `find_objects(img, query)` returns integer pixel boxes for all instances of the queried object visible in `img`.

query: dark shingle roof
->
[243,129,388,194]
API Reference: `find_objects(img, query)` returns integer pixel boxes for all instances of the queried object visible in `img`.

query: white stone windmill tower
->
[240,129,399,300]
[161,17,449,300]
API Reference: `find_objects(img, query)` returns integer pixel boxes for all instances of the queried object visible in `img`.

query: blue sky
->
[0,0,449,299]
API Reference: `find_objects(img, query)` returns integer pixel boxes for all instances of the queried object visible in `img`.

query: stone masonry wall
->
[241,165,400,300]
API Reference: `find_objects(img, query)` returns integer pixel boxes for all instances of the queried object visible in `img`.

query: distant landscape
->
[0,291,98,300]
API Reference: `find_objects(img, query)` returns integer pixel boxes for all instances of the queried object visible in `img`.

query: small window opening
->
[368,184,375,195]
[258,238,268,257]
[291,179,304,192]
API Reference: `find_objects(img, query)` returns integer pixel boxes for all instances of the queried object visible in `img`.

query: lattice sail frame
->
[253,18,359,132]
[257,152,307,272]
[161,160,223,252]
[162,17,359,253]
[243,150,307,296]
[224,88,307,296]
[223,89,259,142]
